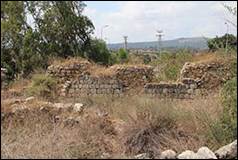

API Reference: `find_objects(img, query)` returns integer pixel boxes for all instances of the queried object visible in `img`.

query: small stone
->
[134,153,151,159]
[159,149,177,159]
[101,152,111,159]
[73,103,84,112]
[25,96,35,102]
[187,88,194,94]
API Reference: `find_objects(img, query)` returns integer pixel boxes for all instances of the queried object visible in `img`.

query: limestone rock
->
[196,147,217,159]
[134,153,151,159]
[159,149,177,159]
[73,103,84,112]
[25,96,35,102]
[177,150,200,159]
[215,140,237,159]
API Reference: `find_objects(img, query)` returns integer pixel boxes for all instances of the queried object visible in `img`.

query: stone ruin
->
[47,61,154,97]
[47,59,232,98]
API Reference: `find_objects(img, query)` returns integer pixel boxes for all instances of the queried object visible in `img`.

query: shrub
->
[27,74,57,99]
[201,77,237,149]
[118,48,129,63]
[109,52,119,65]
[153,50,192,81]
[220,77,237,140]
[85,39,111,65]
[207,34,237,51]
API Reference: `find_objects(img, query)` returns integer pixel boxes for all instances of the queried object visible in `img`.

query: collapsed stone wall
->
[110,65,154,89]
[180,62,232,89]
[47,61,154,97]
[144,61,232,98]
[47,59,232,98]
[47,61,91,82]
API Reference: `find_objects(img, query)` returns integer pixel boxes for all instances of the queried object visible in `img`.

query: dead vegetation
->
[1,92,225,159]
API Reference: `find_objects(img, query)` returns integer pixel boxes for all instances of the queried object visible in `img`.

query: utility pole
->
[101,25,109,40]
[156,30,164,52]
[123,36,128,51]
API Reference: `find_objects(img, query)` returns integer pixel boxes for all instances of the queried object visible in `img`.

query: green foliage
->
[154,50,192,81]
[1,1,94,81]
[85,39,111,65]
[220,77,237,140]
[118,48,129,63]
[207,34,237,51]
[204,77,237,148]
[1,1,27,80]
[26,1,94,58]
[109,52,119,65]
[27,74,57,99]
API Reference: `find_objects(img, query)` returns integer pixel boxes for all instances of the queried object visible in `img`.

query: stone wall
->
[180,62,232,89]
[144,61,232,98]
[110,65,154,89]
[47,61,154,97]
[47,59,232,98]
[47,61,91,83]
[61,75,123,97]
[144,79,200,99]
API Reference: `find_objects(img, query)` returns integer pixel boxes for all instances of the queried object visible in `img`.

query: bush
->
[109,52,119,65]
[207,34,237,51]
[27,74,57,99]
[85,39,111,65]
[202,77,237,149]
[153,50,192,81]
[118,48,129,63]
[220,77,237,139]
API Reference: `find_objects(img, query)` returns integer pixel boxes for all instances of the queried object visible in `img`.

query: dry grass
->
[0,90,227,159]
[89,65,116,76]
[49,56,89,66]
[191,50,237,64]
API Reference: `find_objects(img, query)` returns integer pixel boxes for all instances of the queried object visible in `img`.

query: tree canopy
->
[1,1,97,80]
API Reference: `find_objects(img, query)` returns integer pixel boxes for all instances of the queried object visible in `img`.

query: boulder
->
[215,140,237,159]
[159,149,177,159]
[196,147,217,159]
[177,150,200,159]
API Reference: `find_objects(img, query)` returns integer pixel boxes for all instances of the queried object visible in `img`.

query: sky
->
[83,1,237,44]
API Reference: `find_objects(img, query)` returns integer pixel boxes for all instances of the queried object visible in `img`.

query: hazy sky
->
[83,1,237,43]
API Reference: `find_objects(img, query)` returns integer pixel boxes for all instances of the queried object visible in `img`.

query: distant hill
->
[107,37,209,50]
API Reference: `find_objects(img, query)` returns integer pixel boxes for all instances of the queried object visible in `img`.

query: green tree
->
[1,1,28,80]
[26,1,94,58]
[1,1,95,80]
[207,34,237,51]
[84,39,111,65]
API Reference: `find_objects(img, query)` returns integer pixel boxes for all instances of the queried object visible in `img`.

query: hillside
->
[108,37,209,50]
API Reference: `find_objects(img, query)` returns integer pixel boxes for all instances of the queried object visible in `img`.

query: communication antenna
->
[156,30,164,51]
[123,36,128,51]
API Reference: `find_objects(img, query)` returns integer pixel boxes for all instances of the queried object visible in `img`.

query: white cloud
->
[83,1,237,43]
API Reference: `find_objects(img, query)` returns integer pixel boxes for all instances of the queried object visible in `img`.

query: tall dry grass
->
[0,89,231,159]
